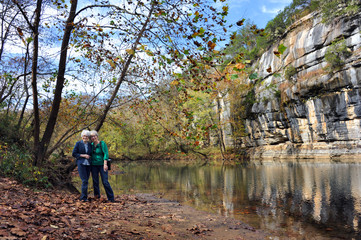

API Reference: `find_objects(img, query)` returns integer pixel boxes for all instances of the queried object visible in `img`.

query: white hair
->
[81,130,90,137]
[90,130,98,136]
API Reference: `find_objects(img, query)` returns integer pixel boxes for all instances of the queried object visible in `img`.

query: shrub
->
[319,0,360,23]
[324,39,351,72]
[285,65,297,81]
[274,90,282,99]
[0,142,52,188]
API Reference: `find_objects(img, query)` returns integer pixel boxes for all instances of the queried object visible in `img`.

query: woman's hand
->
[104,161,108,172]
[80,154,90,159]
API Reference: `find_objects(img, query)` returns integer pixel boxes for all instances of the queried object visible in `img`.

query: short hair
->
[81,130,90,137]
[90,130,98,137]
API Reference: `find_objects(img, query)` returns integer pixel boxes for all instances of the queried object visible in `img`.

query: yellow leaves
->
[170,80,179,86]
[126,49,135,55]
[145,50,154,56]
[139,44,154,56]
[166,35,172,43]
[106,59,116,69]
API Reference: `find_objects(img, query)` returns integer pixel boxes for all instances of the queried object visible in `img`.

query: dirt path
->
[0,177,270,239]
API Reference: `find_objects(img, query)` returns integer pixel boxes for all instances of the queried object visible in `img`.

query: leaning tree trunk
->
[35,0,78,166]
[95,2,155,131]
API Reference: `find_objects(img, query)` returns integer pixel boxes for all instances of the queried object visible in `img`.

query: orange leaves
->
[16,27,27,45]
[273,51,281,57]
[16,27,24,36]
[207,41,216,51]
[0,177,131,239]
[191,27,205,38]
[236,19,245,26]
[82,43,91,48]
[235,63,245,70]
[106,59,116,69]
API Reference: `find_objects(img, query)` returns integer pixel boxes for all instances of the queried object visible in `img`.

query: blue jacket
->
[72,140,93,165]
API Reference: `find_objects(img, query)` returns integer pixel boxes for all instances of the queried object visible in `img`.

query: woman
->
[89,130,115,202]
[72,130,92,202]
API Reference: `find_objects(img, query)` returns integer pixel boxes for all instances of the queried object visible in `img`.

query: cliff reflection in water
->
[111,161,361,236]
[246,163,361,233]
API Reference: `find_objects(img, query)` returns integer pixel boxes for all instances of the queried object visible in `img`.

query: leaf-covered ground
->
[0,177,269,239]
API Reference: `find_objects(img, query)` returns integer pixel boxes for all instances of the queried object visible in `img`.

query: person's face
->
[82,135,89,142]
[90,135,98,142]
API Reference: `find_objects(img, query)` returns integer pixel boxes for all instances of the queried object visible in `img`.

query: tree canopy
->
[0,0,229,167]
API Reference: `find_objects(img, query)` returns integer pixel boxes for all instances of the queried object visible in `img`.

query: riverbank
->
[0,177,269,239]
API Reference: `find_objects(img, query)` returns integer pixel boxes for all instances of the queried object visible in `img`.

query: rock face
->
[231,11,361,162]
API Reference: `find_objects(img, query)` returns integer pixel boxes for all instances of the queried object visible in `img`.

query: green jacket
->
[91,141,109,165]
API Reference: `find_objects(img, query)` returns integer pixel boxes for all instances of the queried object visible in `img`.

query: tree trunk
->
[36,0,78,165]
[17,44,31,129]
[95,2,155,131]
[30,0,42,166]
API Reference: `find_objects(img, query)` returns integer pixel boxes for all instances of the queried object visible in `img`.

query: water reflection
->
[246,163,361,237]
[77,161,361,238]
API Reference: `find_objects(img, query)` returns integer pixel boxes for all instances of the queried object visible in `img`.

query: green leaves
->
[274,44,287,58]
[249,73,258,80]
[231,74,239,80]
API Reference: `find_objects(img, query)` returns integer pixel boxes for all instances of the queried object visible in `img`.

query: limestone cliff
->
[230,11,361,162]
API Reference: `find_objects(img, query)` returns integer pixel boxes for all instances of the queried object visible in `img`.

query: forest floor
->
[0,176,271,240]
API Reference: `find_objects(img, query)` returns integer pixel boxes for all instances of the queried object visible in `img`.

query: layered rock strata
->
[236,11,361,162]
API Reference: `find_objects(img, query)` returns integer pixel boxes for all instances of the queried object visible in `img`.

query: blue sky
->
[225,0,292,29]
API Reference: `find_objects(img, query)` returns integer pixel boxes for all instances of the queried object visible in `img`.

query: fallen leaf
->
[11,227,27,237]
[161,224,173,233]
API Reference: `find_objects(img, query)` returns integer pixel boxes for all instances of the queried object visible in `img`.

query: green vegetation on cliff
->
[222,0,360,63]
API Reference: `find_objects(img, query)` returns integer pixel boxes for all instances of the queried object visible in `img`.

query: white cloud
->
[261,5,282,14]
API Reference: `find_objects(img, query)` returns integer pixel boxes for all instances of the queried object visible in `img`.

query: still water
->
[81,161,361,239]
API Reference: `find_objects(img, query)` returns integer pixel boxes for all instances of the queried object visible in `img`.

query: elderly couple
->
[72,130,115,202]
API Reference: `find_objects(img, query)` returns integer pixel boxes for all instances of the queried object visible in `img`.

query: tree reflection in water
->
[76,161,361,239]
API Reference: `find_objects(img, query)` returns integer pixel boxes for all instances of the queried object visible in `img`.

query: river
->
[76,161,361,239]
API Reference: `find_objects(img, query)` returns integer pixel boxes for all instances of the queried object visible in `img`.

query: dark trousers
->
[91,165,114,201]
[77,162,91,201]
